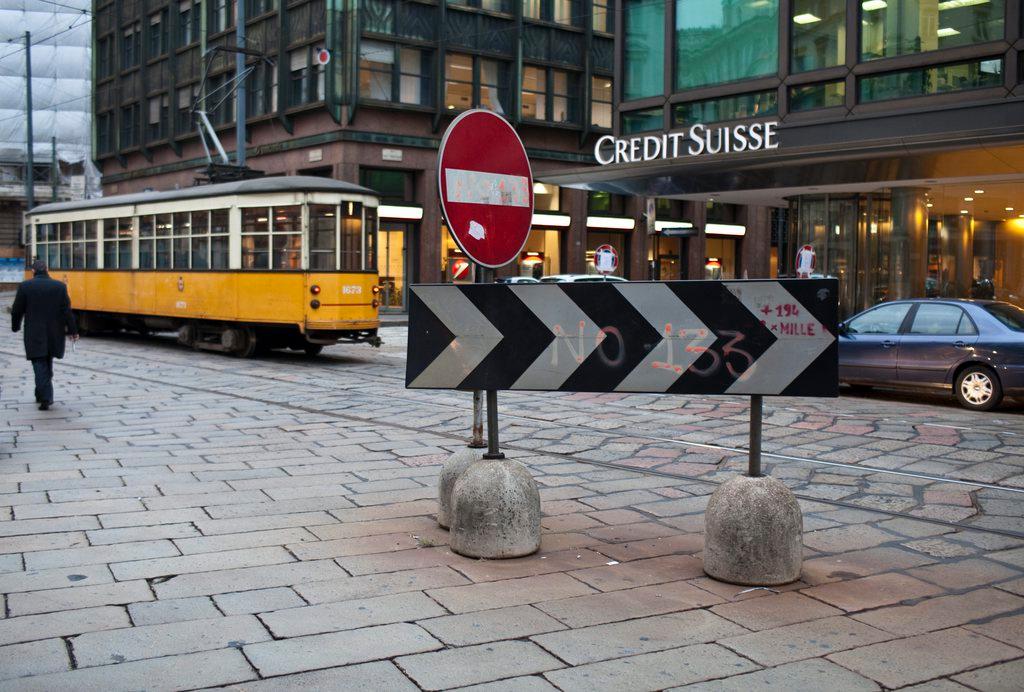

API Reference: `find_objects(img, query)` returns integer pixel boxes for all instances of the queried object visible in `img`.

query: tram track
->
[3,339,1022,540]
[12,337,1024,496]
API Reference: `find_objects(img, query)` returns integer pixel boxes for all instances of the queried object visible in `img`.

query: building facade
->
[544,0,1024,316]
[91,0,636,309]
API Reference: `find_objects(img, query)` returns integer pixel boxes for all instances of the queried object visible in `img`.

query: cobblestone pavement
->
[0,316,1022,690]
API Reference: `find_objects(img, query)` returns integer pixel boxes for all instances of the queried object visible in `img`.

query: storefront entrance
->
[377,222,412,311]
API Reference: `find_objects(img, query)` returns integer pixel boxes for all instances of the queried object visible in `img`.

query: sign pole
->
[469,265,487,448]
[748,395,763,477]
[484,389,503,460]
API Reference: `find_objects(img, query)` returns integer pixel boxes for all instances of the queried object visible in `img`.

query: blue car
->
[838,299,1024,411]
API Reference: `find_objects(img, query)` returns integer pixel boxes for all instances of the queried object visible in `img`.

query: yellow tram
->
[25,176,382,357]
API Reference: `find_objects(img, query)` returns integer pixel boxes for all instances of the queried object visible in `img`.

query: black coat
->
[11,273,78,360]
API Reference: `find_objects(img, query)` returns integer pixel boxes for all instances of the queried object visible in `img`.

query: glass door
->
[377,222,409,311]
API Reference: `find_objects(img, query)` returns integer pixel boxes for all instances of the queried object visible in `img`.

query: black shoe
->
[38,401,51,411]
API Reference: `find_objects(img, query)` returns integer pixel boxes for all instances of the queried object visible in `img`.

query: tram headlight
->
[310,285,321,295]
[310,299,321,309]
[372,285,381,295]
[372,299,380,309]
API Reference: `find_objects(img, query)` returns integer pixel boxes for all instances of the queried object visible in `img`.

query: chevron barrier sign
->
[406,279,839,397]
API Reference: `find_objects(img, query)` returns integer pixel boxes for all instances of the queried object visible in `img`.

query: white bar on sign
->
[445,169,530,207]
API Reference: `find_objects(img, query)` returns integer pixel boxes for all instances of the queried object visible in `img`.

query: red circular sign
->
[438,110,534,268]
[594,243,618,274]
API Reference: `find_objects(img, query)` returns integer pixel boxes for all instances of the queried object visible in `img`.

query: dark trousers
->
[31,357,53,404]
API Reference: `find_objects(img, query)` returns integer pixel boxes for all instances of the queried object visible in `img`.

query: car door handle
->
[882,340,896,348]
[953,341,968,349]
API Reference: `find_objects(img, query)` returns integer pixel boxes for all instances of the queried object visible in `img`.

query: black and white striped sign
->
[406,279,838,397]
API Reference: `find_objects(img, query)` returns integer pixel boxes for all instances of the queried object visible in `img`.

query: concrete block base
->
[703,474,803,586]
[449,458,541,559]
[437,448,483,529]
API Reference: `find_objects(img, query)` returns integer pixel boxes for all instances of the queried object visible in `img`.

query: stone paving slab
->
[0,322,1022,689]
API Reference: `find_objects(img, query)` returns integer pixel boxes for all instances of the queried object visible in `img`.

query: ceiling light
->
[1005,207,1014,212]
[793,13,821,24]
[936,27,961,38]
[862,0,887,10]
[938,0,989,9]
[964,197,973,202]
[926,203,933,208]
[974,189,984,194]
[961,210,969,214]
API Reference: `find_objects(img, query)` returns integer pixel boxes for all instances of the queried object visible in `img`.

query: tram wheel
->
[303,344,324,357]
[222,327,257,358]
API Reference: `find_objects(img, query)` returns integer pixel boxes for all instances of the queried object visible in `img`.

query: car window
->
[846,303,911,334]
[984,303,1024,332]
[909,304,975,335]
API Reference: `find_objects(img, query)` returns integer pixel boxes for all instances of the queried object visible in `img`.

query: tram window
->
[140,216,155,238]
[309,204,337,271]
[211,235,229,269]
[192,236,210,269]
[242,207,270,269]
[59,222,72,242]
[139,239,154,268]
[60,243,71,269]
[272,206,301,270]
[340,202,363,271]
[73,242,86,268]
[173,212,191,269]
[47,243,58,269]
[73,221,86,241]
[156,239,171,269]
[364,206,377,271]
[118,218,134,269]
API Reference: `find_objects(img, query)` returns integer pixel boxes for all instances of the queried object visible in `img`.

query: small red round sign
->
[594,243,618,274]
[438,110,534,269]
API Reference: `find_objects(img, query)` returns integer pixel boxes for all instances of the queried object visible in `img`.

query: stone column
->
[419,167,442,283]
[563,188,588,274]
[940,214,973,297]
[740,205,771,278]
[683,200,707,279]
[887,188,929,300]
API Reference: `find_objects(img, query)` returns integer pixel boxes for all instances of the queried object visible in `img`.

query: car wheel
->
[954,365,1002,411]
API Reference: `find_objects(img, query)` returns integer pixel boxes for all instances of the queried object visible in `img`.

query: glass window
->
[148,94,169,140]
[521,66,546,120]
[190,211,210,270]
[552,0,575,26]
[309,204,337,271]
[120,103,140,148]
[147,9,168,57]
[177,84,197,133]
[272,206,302,270]
[621,108,663,134]
[592,0,610,32]
[290,49,324,106]
[791,0,845,73]
[207,72,236,125]
[591,76,612,129]
[242,207,270,269]
[341,202,363,271]
[673,91,777,126]
[909,303,974,334]
[97,37,114,79]
[623,0,664,100]
[675,0,778,90]
[211,209,229,269]
[122,22,141,69]
[155,214,172,269]
[859,58,1003,103]
[846,303,912,334]
[523,0,541,19]
[177,0,199,46]
[551,70,578,123]
[208,0,232,33]
[444,53,473,111]
[984,303,1024,332]
[360,169,410,203]
[247,62,278,116]
[789,81,845,112]
[861,0,1005,61]
[172,212,190,269]
[399,48,431,105]
[479,58,508,113]
[360,40,394,101]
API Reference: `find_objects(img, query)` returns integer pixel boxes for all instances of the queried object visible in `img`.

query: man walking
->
[11,260,79,410]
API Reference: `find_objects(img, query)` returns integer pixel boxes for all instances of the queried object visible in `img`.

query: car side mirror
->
[837,321,848,335]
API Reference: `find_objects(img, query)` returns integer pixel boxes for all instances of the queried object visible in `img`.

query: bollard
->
[449,457,540,559]
[703,395,803,585]
[437,447,483,529]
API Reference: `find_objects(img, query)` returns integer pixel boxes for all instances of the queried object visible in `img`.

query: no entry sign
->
[438,109,534,268]
[594,244,618,274]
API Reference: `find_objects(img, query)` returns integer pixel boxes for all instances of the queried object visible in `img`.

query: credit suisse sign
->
[594,121,780,166]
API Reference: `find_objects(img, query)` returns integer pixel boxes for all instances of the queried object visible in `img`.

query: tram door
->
[378,222,410,311]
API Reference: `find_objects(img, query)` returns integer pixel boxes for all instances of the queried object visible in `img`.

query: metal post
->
[24,31,34,213]
[484,389,504,460]
[50,136,57,202]
[470,391,486,448]
[748,394,763,477]
[235,0,246,167]
[469,264,488,448]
